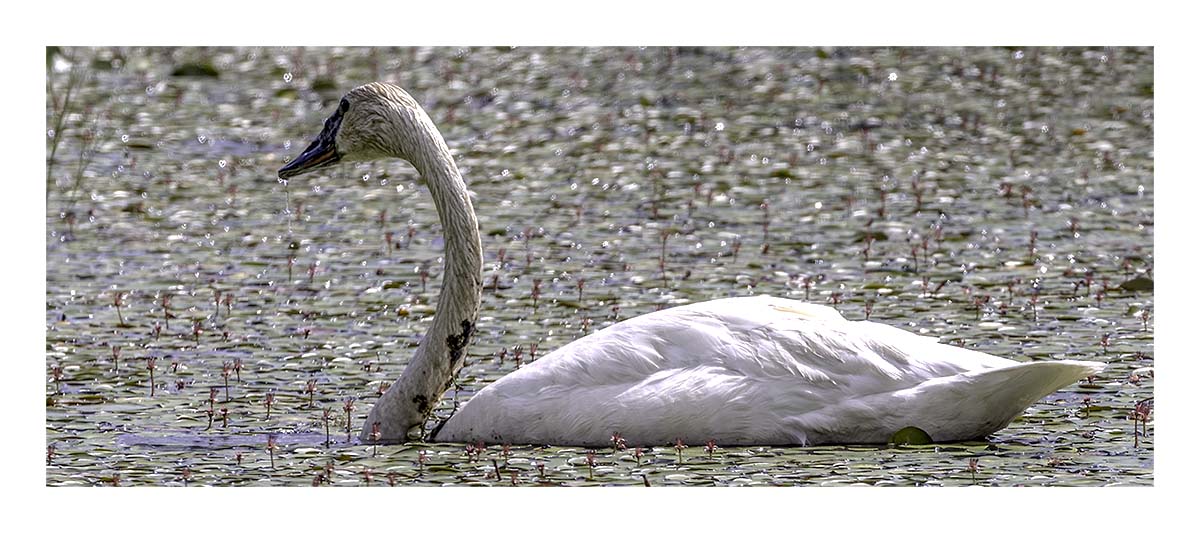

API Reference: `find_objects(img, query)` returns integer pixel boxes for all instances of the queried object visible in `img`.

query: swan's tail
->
[978,359,1105,409]
[896,360,1106,442]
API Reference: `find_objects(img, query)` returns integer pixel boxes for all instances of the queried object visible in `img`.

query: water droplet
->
[219,160,227,168]
[888,72,898,81]
[715,122,725,131]
[197,135,208,144]
[121,134,129,143]
[284,72,293,83]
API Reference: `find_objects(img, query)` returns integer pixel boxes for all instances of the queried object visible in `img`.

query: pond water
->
[45,46,1153,486]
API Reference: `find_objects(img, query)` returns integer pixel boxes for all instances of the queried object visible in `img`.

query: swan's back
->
[434,295,1100,446]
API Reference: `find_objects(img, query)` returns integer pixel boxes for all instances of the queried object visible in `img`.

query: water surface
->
[46,46,1153,486]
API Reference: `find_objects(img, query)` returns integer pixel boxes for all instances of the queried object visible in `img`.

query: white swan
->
[279,82,1104,447]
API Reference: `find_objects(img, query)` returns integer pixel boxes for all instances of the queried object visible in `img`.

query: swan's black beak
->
[278,109,345,180]
[278,134,341,180]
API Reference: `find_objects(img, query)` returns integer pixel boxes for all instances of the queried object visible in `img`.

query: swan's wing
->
[437,295,1043,445]
[508,294,1015,390]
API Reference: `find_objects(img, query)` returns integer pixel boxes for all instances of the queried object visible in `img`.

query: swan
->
[278,82,1105,447]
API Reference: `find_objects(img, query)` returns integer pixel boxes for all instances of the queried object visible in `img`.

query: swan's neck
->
[362,109,482,443]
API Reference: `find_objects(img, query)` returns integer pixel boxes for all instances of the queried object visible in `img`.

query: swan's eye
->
[339,99,350,113]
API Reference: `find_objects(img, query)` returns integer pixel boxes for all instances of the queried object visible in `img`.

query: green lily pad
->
[1119,277,1153,292]
[890,427,933,445]
[311,77,338,92]
[172,62,219,78]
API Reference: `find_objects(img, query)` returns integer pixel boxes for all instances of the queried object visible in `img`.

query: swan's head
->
[278,83,426,179]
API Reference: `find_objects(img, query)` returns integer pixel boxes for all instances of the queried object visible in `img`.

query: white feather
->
[436,295,1104,446]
